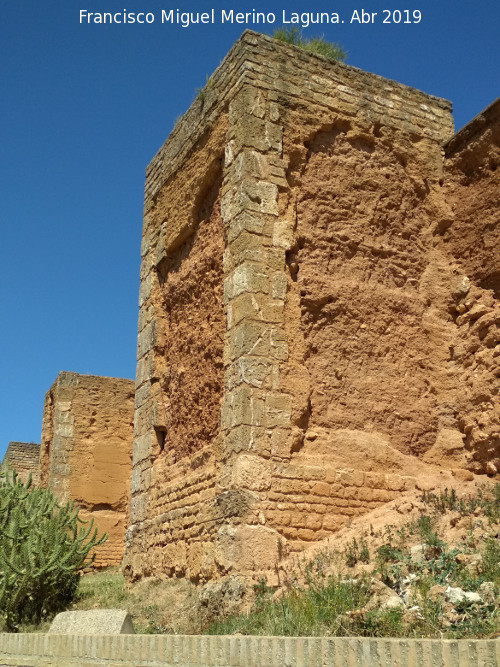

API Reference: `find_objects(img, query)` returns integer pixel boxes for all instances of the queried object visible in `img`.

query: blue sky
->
[0,0,498,459]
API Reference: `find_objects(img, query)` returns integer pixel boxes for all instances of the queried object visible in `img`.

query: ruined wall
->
[40,372,134,567]
[126,31,498,581]
[124,59,233,582]
[438,98,500,474]
[218,32,457,566]
[2,441,40,485]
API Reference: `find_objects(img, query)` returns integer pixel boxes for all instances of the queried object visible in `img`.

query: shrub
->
[376,544,402,564]
[479,537,500,585]
[0,466,106,631]
[272,27,346,61]
[345,537,371,567]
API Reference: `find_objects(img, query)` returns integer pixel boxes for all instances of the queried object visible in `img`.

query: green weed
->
[272,27,346,62]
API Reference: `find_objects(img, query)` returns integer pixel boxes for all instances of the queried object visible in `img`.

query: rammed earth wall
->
[440,99,500,475]
[125,31,499,581]
[40,372,134,567]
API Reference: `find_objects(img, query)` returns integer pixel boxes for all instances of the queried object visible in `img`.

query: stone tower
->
[40,371,134,567]
[124,31,499,582]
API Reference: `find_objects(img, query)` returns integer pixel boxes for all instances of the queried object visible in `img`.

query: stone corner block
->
[232,453,272,491]
[214,524,283,573]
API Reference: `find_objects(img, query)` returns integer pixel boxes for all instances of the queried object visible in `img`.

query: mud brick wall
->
[125,30,498,580]
[2,441,40,485]
[40,372,134,567]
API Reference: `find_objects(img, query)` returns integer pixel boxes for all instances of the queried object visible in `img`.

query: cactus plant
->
[0,465,106,631]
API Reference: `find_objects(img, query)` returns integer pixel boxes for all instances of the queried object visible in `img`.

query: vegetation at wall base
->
[0,465,106,632]
[206,485,500,639]
[272,27,346,61]
[72,569,196,634]
[6,482,500,638]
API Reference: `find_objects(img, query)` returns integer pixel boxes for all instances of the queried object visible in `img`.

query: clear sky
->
[1,0,499,460]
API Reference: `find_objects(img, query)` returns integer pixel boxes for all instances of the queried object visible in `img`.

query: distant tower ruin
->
[2,441,40,485]
[40,371,134,567]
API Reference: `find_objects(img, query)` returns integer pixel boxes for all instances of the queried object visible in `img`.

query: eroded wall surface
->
[40,372,134,567]
[2,441,40,485]
[125,109,228,581]
[285,122,453,456]
[439,99,500,475]
[125,31,499,581]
